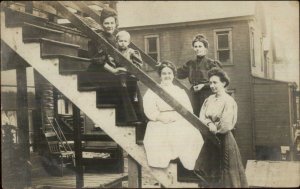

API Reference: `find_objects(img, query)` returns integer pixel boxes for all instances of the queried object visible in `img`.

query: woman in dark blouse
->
[87,8,145,125]
[177,34,222,116]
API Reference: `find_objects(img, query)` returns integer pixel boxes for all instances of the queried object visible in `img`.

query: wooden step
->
[5,8,90,50]
[56,55,91,74]
[22,22,90,51]
[40,38,79,57]
[78,48,89,58]
[4,7,48,27]
[22,22,64,43]
[77,72,139,91]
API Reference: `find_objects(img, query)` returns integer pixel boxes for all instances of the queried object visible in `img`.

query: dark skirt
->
[195,132,248,188]
[86,63,145,124]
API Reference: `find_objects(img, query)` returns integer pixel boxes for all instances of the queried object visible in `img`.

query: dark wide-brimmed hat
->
[100,8,118,24]
[192,34,209,48]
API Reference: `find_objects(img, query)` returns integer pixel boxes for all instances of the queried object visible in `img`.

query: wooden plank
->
[73,103,84,188]
[4,7,48,27]
[58,55,91,74]
[128,155,142,188]
[49,1,220,148]
[32,173,128,188]
[40,38,79,58]
[246,160,300,187]
[16,64,31,187]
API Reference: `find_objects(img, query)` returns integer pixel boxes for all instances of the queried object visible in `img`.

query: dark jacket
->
[177,56,222,86]
[87,30,119,71]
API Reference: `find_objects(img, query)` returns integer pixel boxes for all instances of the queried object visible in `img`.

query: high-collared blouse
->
[177,56,222,85]
[199,93,237,134]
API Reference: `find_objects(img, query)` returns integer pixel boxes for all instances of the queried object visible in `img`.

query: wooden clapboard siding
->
[253,78,291,146]
[31,173,127,188]
[126,19,254,163]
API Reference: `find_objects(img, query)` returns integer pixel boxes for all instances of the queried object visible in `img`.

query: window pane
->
[218,34,229,49]
[147,37,157,52]
[148,53,158,61]
[218,50,230,63]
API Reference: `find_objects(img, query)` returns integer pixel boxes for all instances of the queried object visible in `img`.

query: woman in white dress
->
[143,61,204,170]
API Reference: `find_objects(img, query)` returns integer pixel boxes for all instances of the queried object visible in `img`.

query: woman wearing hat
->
[194,68,248,187]
[177,34,222,116]
[86,8,145,125]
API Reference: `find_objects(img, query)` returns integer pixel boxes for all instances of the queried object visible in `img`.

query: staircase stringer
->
[1,12,198,188]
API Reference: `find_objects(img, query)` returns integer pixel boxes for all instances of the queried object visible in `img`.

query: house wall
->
[126,20,255,163]
[253,80,291,146]
[249,20,266,78]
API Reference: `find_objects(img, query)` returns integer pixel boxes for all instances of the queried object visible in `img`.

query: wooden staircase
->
[1,2,220,187]
[1,8,197,188]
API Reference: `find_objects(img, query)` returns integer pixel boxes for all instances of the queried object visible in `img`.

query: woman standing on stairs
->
[195,68,248,188]
[143,61,204,171]
[86,8,145,125]
[177,34,222,117]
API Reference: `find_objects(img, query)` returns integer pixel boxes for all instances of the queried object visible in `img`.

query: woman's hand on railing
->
[207,122,218,134]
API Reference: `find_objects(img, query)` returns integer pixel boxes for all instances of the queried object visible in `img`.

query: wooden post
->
[33,70,43,152]
[73,104,84,188]
[128,155,142,188]
[16,65,31,188]
[53,87,58,119]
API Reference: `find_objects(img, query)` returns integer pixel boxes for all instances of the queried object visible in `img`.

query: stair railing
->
[54,118,73,152]
[48,1,220,148]
[65,1,190,92]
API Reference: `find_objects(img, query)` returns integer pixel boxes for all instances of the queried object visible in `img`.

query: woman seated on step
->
[143,60,204,172]
[86,8,145,125]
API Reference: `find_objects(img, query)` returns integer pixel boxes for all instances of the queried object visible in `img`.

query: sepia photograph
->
[1,1,299,188]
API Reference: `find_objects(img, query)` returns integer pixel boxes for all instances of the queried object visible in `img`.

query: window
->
[214,29,233,65]
[260,37,264,72]
[144,35,160,62]
[251,29,255,67]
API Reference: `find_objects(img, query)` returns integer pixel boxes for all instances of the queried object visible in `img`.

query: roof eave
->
[120,15,255,31]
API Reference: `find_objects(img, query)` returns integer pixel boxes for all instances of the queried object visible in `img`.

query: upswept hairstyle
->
[208,67,230,87]
[192,34,209,48]
[156,60,177,77]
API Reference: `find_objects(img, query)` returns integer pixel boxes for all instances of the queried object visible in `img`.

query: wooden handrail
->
[73,1,190,92]
[48,1,220,148]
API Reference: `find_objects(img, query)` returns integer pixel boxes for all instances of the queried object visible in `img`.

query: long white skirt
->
[144,119,204,170]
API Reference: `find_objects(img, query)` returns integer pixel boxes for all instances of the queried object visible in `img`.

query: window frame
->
[144,35,160,71]
[250,28,256,67]
[214,28,233,65]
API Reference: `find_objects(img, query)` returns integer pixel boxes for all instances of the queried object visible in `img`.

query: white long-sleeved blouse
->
[199,93,237,134]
